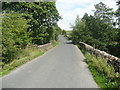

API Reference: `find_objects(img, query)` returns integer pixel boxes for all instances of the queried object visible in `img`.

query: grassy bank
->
[79,46,120,88]
[0,41,59,77]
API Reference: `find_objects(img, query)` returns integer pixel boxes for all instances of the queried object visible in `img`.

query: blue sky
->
[56,0,118,30]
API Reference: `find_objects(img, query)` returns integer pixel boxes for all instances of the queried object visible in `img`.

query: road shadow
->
[83,59,88,63]
[65,41,73,44]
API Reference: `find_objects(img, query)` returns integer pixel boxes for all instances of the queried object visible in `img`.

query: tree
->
[72,10,119,57]
[71,15,87,44]
[2,2,61,45]
[94,2,114,24]
[53,24,62,41]
[2,12,30,63]
[2,2,62,63]
[116,0,120,28]
[62,30,67,36]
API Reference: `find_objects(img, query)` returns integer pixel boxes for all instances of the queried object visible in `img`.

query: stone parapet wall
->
[79,42,120,73]
[38,43,52,50]
[27,43,52,50]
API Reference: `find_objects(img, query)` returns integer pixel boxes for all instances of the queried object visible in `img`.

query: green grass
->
[0,41,59,77]
[52,40,59,47]
[81,49,120,88]
[0,47,44,77]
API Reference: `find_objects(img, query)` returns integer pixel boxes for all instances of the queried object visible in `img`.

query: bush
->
[71,14,119,57]
[2,12,31,63]
[84,51,120,88]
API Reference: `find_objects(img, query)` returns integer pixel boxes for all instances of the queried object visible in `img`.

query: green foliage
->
[2,12,31,63]
[66,31,72,40]
[71,2,120,57]
[2,2,61,64]
[71,2,120,87]
[1,46,45,77]
[62,30,67,36]
[115,0,120,27]
[83,51,120,88]
[94,2,114,24]
[2,2,61,45]
[0,40,59,77]
[53,25,62,41]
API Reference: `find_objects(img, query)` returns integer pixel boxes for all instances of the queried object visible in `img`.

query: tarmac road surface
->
[1,35,98,88]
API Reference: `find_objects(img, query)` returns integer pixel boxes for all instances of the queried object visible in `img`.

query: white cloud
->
[56,0,118,30]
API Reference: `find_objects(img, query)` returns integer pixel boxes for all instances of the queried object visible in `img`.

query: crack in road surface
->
[1,35,98,88]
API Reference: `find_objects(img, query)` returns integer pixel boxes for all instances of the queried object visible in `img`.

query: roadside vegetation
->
[70,1,120,88]
[80,47,120,88]
[0,41,59,77]
[61,30,72,40]
[71,1,120,58]
[2,2,61,63]
[1,2,61,76]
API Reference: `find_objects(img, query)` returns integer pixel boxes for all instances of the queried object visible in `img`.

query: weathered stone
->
[79,42,120,73]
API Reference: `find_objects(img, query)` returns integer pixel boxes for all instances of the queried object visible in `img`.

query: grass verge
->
[80,47,120,88]
[0,41,59,77]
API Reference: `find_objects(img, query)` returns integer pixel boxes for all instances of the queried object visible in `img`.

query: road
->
[1,35,98,88]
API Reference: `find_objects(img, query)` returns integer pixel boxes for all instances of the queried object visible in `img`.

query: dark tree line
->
[2,2,62,63]
[71,1,120,57]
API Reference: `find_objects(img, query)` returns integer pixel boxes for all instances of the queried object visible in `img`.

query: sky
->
[56,0,118,30]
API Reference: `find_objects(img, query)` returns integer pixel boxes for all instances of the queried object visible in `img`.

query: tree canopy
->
[2,2,62,63]
[71,2,120,57]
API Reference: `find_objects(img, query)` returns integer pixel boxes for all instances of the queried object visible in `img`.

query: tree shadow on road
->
[65,41,73,44]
